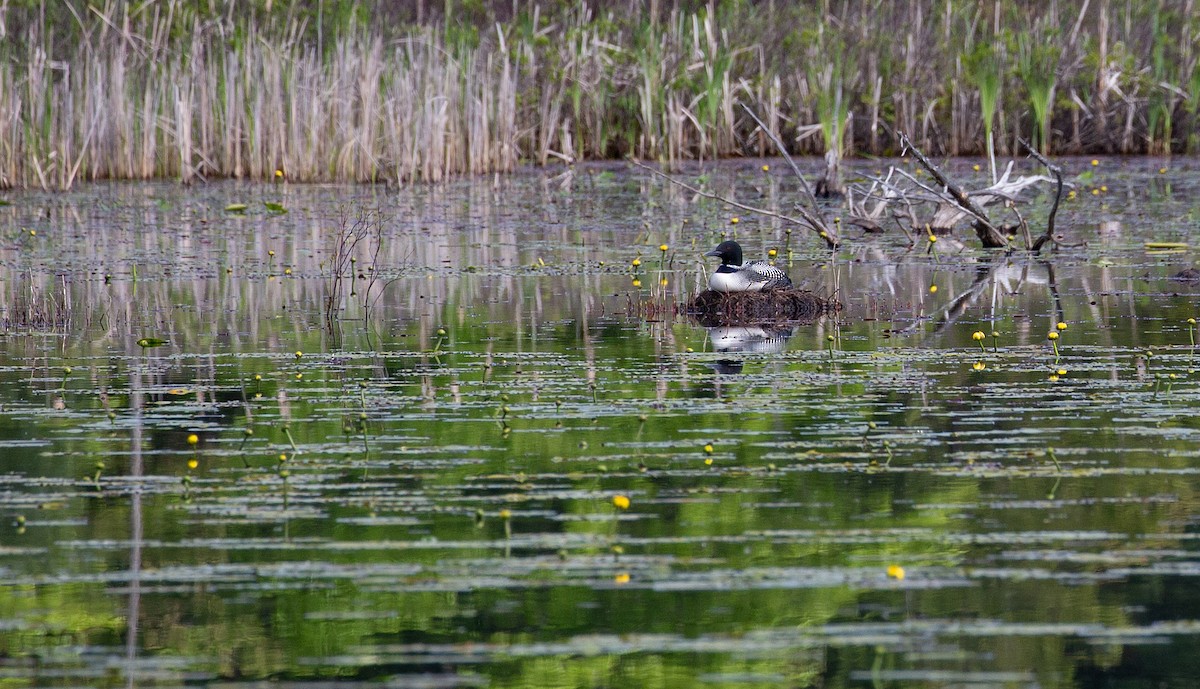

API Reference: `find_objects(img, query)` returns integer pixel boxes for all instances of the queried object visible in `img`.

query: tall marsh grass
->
[1,1,1198,190]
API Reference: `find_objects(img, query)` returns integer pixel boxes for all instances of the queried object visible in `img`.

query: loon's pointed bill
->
[703,240,792,292]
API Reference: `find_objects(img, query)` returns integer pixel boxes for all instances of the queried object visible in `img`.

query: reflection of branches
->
[325,208,387,333]
[927,259,1003,334]
[1045,262,1065,326]
[2,270,74,333]
[359,219,397,314]
[910,256,1063,337]
[916,257,1065,343]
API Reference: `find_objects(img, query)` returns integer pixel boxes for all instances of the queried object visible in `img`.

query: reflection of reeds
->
[1,272,74,333]
[2,2,1200,186]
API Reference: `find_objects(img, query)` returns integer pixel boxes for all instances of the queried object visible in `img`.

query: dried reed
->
[0,1,1197,190]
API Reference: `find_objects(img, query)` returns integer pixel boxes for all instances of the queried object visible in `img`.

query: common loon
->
[708,325,794,354]
[703,240,792,292]
[708,325,794,375]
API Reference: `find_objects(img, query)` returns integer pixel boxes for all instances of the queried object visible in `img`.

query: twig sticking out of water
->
[1187,318,1196,368]
[357,383,371,460]
[629,160,838,249]
[238,427,254,466]
[1019,138,1065,254]
[326,208,387,333]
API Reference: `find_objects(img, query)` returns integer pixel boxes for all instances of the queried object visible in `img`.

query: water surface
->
[2,158,1200,688]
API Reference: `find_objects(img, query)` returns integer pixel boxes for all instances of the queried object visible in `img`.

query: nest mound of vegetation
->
[686,289,839,326]
[1172,268,1200,283]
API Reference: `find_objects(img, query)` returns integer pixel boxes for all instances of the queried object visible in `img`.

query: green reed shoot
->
[280,423,298,455]
[1046,446,1061,472]
[965,41,1002,181]
[1186,318,1197,369]
[861,421,877,446]
[358,410,370,457]
[1016,30,1058,153]
[500,508,512,541]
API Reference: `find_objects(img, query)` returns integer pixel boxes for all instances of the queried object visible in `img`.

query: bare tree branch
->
[898,131,1008,247]
[737,101,823,217]
[630,160,838,249]
[1019,138,1065,254]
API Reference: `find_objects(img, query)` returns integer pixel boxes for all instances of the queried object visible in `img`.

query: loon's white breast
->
[703,240,792,292]
[708,261,792,292]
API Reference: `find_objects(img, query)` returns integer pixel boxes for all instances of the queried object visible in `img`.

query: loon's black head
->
[704,240,744,266]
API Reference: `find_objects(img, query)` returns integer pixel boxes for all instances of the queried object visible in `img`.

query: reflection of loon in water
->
[708,326,794,353]
[707,326,794,374]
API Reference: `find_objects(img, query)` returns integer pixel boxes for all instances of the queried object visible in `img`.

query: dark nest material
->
[1171,268,1200,283]
[686,289,840,327]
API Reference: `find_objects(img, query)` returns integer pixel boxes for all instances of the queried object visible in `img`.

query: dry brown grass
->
[0,2,1197,190]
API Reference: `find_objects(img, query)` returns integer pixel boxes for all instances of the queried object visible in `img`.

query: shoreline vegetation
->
[1,0,1196,190]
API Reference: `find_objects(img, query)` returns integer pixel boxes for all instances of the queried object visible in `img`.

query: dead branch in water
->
[844,134,1058,250]
[814,149,845,198]
[922,162,1051,231]
[630,160,838,249]
[898,132,1007,247]
[737,103,838,245]
[737,103,822,215]
[1019,138,1065,254]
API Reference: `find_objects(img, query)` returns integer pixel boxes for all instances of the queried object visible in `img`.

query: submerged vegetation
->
[1,0,1198,189]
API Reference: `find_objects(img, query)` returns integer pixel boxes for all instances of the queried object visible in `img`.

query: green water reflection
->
[2,159,1200,687]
